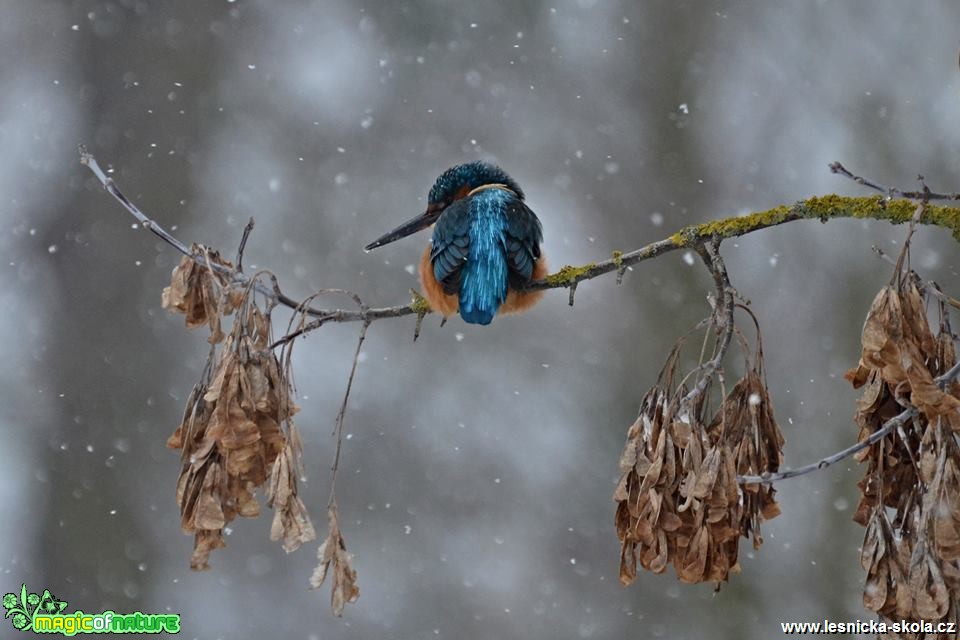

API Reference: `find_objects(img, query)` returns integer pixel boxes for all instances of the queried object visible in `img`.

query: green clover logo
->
[2,584,68,632]
[11,612,27,630]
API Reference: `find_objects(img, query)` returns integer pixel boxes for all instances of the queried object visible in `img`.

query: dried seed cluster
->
[846,273,960,633]
[614,324,784,586]
[161,247,243,343]
[162,250,316,570]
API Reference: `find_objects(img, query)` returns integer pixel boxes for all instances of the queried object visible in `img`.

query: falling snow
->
[6,3,951,638]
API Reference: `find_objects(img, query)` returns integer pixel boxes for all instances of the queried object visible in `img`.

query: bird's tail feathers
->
[459,234,508,325]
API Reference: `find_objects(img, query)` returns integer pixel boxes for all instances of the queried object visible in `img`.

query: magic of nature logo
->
[3,584,180,635]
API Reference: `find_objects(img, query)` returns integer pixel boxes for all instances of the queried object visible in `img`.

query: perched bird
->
[365,161,546,325]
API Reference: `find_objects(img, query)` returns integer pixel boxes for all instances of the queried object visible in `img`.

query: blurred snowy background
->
[4,0,960,638]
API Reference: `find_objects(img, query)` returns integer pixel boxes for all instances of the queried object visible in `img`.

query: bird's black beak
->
[364,205,442,251]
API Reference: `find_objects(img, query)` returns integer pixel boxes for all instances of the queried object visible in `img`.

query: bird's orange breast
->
[419,246,459,317]
[418,246,547,318]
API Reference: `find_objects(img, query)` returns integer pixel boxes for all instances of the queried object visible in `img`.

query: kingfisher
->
[365,161,546,325]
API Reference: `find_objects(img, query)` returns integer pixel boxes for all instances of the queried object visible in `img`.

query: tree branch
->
[80,147,960,329]
[737,408,919,485]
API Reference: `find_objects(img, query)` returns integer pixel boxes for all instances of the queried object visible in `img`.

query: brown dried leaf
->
[677,526,709,584]
[618,539,638,586]
[189,530,226,571]
[191,462,226,530]
[908,548,950,620]
[926,447,960,562]
[161,248,236,343]
[310,505,360,616]
[267,436,317,553]
[860,511,887,611]
[161,255,197,315]
[690,446,721,499]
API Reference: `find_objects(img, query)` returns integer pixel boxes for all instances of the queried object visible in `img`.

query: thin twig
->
[737,408,919,485]
[936,359,960,390]
[736,264,960,486]
[79,145,191,255]
[270,314,339,350]
[328,320,370,506]
[830,161,960,201]
[918,278,960,312]
[272,289,366,350]
[236,217,255,272]
[870,245,897,266]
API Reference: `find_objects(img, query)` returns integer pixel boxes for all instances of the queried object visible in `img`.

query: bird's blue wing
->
[430,198,471,295]
[430,191,542,298]
[503,198,543,287]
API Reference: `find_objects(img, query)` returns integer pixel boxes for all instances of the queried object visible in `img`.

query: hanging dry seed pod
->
[267,424,316,553]
[716,369,784,547]
[615,304,784,587]
[846,280,960,428]
[167,276,315,569]
[310,505,360,616]
[847,247,960,632]
[161,245,239,344]
[686,310,783,583]
[861,507,912,617]
[615,341,689,585]
[614,305,784,586]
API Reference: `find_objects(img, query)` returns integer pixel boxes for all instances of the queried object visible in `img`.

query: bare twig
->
[269,289,366,350]
[236,217,255,272]
[329,320,370,506]
[870,245,898,266]
[935,358,960,390]
[79,145,191,255]
[737,408,919,485]
[274,288,370,504]
[830,161,960,201]
[270,314,339,350]
[736,201,960,487]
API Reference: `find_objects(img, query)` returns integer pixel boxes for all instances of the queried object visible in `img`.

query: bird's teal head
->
[365,161,523,251]
[427,161,524,208]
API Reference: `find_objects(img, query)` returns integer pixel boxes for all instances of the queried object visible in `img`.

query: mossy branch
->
[80,147,960,329]
[530,194,960,293]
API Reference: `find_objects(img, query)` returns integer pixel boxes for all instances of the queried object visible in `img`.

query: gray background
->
[4,0,960,638]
